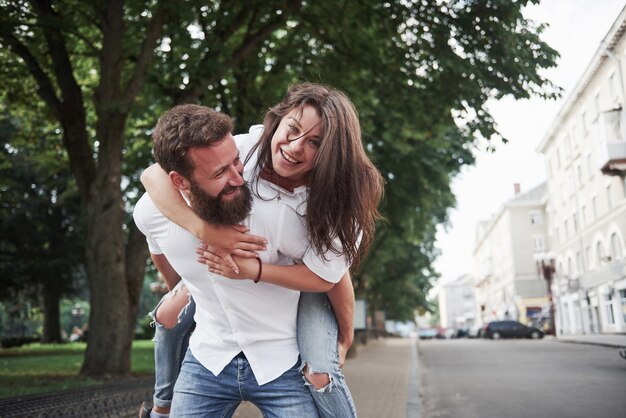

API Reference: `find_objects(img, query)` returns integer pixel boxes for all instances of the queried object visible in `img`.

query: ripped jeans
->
[297,292,357,418]
[150,281,196,410]
[150,287,356,417]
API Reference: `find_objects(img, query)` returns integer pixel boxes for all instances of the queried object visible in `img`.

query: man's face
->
[185,135,252,224]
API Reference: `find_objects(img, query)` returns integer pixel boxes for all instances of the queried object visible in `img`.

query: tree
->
[0,0,164,376]
[0,0,558,375]
[0,109,84,343]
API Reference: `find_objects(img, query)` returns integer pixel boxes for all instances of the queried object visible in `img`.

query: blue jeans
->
[297,292,357,418]
[150,289,196,409]
[171,349,319,418]
[152,291,356,417]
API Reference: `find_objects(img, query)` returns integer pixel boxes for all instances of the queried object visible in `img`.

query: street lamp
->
[533,252,557,335]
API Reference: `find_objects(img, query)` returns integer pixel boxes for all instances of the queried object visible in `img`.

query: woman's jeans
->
[151,290,356,417]
[150,286,196,410]
[297,292,357,418]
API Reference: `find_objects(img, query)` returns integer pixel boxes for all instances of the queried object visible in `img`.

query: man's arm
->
[326,272,355,367]
[150,253,181,291]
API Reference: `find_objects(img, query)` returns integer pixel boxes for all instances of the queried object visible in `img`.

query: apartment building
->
[438,274,476,331]
[537,6,626,335]
[473,184,550,329]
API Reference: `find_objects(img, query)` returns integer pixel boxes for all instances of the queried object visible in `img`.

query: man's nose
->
[227,166,244,186]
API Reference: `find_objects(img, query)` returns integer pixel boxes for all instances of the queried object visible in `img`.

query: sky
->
[432,0,626,285]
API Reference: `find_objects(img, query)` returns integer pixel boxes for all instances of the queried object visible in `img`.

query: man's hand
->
[337,332,353,367]
[196,246,259,280]
[199,224,266,274]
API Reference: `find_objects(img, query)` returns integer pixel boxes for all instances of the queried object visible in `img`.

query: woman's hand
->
[199,224,266,274]
[196,246,260,281]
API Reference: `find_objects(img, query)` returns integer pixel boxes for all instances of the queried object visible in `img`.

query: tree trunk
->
[80,117,133,378]
[41,281,62,343]
[126,221,150,333]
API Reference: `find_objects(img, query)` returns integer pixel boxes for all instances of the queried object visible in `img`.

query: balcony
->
[582,258,626,288]
[593,109,626,175]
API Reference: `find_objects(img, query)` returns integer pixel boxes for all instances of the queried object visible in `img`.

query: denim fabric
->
[297,292,357,418]
[171,349,319,418]
[150,291,196,409]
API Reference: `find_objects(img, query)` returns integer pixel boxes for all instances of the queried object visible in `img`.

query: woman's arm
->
[197,250,334,292]
[140,164,267,271]
[326,272,355,367]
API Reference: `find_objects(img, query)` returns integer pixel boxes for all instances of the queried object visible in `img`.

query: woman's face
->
[270,105,322,183]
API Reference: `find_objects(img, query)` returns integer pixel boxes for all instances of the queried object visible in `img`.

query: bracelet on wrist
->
[254,256,262,283]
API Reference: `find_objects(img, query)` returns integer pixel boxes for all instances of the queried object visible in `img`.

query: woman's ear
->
[169,171,191,191]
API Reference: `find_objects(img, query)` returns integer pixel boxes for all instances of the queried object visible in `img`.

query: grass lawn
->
[0,339,155,399]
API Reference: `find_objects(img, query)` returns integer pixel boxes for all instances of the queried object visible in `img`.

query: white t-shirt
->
[133,125,349,385]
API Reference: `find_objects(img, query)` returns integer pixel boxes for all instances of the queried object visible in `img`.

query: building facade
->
[438,274,476,331]
[537,7,626,335]
[473,184,550,330]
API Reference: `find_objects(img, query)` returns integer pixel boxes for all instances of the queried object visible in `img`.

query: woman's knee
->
[302,364,332,391]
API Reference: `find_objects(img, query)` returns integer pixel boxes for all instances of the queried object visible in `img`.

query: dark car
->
[482,320,544,340]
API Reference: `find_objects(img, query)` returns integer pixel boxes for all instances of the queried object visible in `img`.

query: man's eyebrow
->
[210,151,240,177]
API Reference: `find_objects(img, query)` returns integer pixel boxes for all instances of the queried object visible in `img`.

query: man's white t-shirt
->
[133,125,349,385]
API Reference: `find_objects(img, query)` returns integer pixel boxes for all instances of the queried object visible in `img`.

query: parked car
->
[482,320,544,340]
[418,328,438,339]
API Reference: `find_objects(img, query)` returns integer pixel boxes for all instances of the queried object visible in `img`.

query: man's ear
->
[169,171,191,191]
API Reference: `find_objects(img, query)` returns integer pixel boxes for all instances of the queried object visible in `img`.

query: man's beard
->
[189,180,253,225]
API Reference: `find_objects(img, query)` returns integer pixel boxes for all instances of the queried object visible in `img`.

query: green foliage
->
[0,0,560,337]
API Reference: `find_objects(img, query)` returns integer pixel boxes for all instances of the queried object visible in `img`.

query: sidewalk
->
[550,333,626,348]
[234,336,419,418]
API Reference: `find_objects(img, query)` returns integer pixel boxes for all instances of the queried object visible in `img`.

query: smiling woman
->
[269,106,322,184]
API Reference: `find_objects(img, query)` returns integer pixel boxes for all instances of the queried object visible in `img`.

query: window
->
[610,232,622,260]
[532,235,545,251]
[592,196,598,220]
[597,241,605,265]
[582,205,587,226]
[564,220,569,238]
[567,258,574,276]
[619,289,626,323]
[576,252,583,273]
[594,93,601,117]
[576,164,583,187]
[609,73,620,102]
[530,211,543,226]
[586,246,592,268]
[587,154,594,179]
[555,226,561,244]
[557,148,562,168]
[582,111,588,135]
[573,212,579,232]
[607,184,613,210]
[565,136,572,160]
[605,292,615,325]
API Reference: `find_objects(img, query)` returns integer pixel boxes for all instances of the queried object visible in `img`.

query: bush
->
[1,335,41,348]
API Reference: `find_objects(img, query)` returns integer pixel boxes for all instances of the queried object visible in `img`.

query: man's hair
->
[152,104,234,178]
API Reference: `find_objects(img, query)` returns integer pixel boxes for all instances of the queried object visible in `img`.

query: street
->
[419,338,626,418]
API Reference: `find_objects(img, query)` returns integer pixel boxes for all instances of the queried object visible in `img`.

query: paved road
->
[418,338,626,418]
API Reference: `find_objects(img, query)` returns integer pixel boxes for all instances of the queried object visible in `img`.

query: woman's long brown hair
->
[246,83,384,268]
